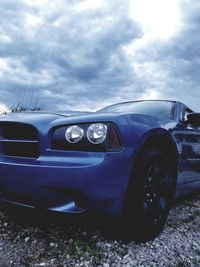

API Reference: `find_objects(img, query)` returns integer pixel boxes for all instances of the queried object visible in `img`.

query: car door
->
[179,109,200,195]
[173,107,200,195]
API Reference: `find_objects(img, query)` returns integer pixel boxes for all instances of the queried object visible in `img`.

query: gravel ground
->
[0,192,199,267]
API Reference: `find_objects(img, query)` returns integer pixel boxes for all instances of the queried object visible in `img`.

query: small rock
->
[123,254,130,260]
[25,237,30,242]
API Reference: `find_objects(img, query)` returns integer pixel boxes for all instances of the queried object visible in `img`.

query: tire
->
[122,146,175,242]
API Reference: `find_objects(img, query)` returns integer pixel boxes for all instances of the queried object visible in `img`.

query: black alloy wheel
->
[143,158,170,227]
[123,146,175,242]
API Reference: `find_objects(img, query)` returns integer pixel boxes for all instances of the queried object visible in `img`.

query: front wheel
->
[123,146,175,242]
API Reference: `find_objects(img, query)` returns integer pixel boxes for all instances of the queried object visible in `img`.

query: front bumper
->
[0,149,133,216]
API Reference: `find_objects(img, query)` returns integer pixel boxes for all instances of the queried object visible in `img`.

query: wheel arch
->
[122,128,179,218]
[121,128,179,240]
[136,128,179,190]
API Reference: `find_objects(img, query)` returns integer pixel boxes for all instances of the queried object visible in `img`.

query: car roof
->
[101,100,181,109]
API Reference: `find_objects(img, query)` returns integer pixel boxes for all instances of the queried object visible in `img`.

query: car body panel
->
[0,100,199,216]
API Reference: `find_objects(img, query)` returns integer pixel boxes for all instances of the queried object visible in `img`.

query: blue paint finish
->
[0,100,199,217]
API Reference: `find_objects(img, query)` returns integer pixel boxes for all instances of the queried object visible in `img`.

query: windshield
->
[98,101,174,119]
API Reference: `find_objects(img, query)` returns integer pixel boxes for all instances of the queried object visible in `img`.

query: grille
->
[0,122,39,158]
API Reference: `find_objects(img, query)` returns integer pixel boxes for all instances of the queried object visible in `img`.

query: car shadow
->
[0,189,199,243]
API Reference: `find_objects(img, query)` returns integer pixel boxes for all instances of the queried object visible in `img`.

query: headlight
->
[87,123,107,144]
[65,125,84,143]
[52,122,122,152]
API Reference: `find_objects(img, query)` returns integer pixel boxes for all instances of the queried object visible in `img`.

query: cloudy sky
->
[0,0,200,111]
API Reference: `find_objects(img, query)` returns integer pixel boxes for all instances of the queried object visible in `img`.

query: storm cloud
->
[0,0,200,111]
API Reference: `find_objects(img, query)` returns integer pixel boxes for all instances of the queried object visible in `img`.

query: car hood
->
[0,110,121,129]
[0,111,175,133]
[0,110,93,125]
[0,110,93,120]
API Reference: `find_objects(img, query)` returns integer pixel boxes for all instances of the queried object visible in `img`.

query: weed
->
[62,239,108,265]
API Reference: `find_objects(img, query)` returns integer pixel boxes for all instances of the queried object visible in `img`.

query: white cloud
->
[129,0,182,40]
[0,58,54,86]
[74,0,105,12]
[0,0,199,111]
[25,14,44,27]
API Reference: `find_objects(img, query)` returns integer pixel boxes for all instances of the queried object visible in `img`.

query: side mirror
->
[187,113,200,125]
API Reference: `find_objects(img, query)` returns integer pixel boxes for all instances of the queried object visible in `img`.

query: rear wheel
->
[123,146,175,242]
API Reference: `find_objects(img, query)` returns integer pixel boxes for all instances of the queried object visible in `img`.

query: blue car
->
[0,100,200,241]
